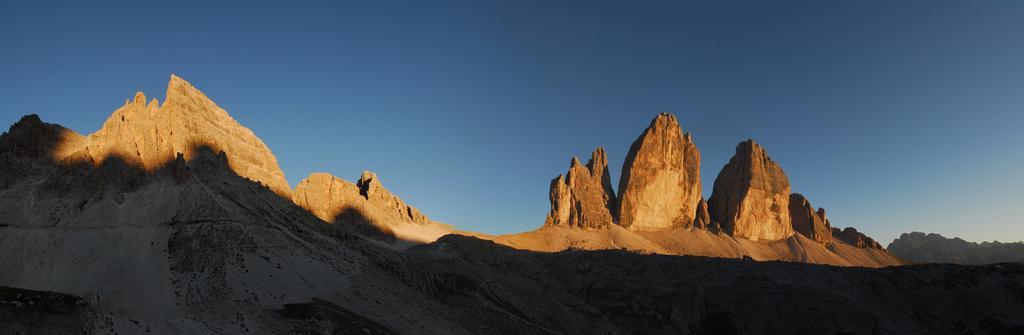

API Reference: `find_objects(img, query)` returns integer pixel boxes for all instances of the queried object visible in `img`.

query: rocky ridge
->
[48,75,292,196]
[888,232,1024,265]
[534,114,889,265]
[789,193,832,245]
[16,75,444,244]
[543,148,617,228]
[0,115,86,188]
[292,171,451,243]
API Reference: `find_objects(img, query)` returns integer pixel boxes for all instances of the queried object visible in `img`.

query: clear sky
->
[2,0,1022,244]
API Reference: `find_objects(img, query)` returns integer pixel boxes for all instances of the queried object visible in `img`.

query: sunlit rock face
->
[293,172,366,224]
[293,171,435,227]
[708,140,793,241]
[617,113,702,231]
[61,75,291,195]
[356,171,433,225]
[789,193,832,244]
[544,148,617,229]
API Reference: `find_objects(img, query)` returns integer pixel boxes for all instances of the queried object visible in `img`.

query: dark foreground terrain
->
[3,233,1024,334]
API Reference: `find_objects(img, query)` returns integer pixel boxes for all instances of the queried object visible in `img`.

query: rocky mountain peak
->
[0,114,84,161]
[617,113,702,230]
[570,156,582,168]
[888,232,1024,264]
[544,147,617,228]
[132,92,147,105]
[788,193,832,244]
[294,171,443,242]
[587,147,616,213]
[167,74,197,97]
[587,147,607,170]
[708,139,793,241]
[57,75,292,196]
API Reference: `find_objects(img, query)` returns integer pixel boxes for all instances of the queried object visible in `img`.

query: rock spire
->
[788,193,832,244]
[616,113,702,230]
[544,148,617,228]
[708,140,793,241]
[66,75,291,195]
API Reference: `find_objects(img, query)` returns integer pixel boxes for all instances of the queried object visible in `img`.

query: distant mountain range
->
[888,232,1024,265]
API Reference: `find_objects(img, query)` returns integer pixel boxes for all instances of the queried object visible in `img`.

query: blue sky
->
[2,0,1022,244]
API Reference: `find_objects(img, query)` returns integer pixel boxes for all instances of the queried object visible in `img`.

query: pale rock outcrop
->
[708,140,793,241]
[293,171,440,235]
[356,170,433,225]
[293,172,366,224]
[789,193,832,244]
[61,75,291,195]
[544,148,617,228]
[617,113,701,230]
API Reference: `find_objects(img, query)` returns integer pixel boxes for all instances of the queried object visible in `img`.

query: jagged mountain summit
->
[617,113,702,230]
[789,193,832,245]
[1,76,1021,334]
[72,75,445,240]
[544,148,617,228]
[293,171,452,244]
[709,140,793,241]
[483,113,900,268]
[75,75,291,196]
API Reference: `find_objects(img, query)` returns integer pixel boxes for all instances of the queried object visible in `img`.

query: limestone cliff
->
[356,171,433,226]
[617,113,701,231]
[63,75,290,195]
[293,171,447,241]
[708,140,793,241]
[789,193,832,244]
[544,148,617,228]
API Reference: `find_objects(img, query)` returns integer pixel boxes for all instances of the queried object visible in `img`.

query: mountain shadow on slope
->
[0,114,398,242]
